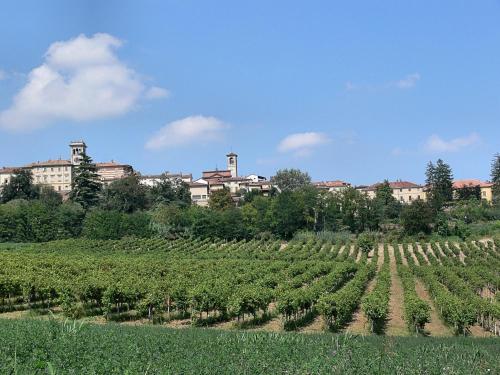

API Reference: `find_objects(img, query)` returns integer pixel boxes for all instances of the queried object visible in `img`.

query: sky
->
[0,0,499,185]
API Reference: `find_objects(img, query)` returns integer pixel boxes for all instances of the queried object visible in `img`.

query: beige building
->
[314,180,351,193]
[0,140,133,195]
[360,181,426,203]
[189,152,273,206]
[453,179,493,203]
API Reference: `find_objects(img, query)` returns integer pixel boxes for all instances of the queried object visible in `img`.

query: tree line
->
[1,152,499,242]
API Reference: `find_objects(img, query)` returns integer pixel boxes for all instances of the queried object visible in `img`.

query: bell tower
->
[226,152,238,177]
[69,140,87,165]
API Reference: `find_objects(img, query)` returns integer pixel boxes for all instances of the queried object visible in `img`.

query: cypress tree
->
[425,159,453,210]
[69,152,101,209]
[491,153,500,203]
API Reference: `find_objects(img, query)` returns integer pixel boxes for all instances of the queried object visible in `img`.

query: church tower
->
[69,140,87,165]
[226,152,238,177]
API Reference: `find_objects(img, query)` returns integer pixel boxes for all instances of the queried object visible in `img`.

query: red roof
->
[0,167,18,174]
[314,180,351,188]
[453,179,492,189]
[96,162,131,168]
[202,170,232,179]
[365,181,422,190]
[26,159,72,167]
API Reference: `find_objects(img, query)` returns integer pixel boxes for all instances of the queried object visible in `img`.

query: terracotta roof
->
[189,182,209,187]
[26,159,72,167]
[0,167,19,174]
[139,173,192,180]
[218,177,251,182]
[202,170,232,178]
[314,180,351,188]
[364,181,422,190]
[453,179,493,189]
[96,162,131,168]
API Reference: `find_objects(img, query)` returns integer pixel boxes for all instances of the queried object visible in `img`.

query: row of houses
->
[314,179,494,203]
[0,140,495,205]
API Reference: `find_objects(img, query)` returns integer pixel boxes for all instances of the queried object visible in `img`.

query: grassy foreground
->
[0,319,498,374]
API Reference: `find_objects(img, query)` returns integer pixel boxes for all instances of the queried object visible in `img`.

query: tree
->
[400,200,434,235]
[425,159,453,210]
[374,180,401,221]
[0,169,39,203]
[38,185,63,207]
[208,188,234,211]
[149,175,191,207]
[269,191,306,239]
[101,175,149,213]
[69,152,101,209]
[271,169,311,192]
[455,185,481,201]
[491,153,500,203]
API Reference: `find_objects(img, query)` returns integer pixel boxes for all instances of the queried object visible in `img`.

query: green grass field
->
[0,318,498,374]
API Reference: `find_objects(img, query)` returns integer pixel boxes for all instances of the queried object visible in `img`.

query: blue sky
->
[0,0,499,185]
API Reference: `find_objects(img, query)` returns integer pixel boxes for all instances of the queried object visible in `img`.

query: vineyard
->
[0,236,499,337]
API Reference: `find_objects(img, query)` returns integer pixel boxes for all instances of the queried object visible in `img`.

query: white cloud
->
[0,70,6,80]
[345,73,421,91]
[145,115,228,150]
[145,86,170,99]
[424,133,480,153]
[394,73,420,89]
[0,33,168,132]
[278,132,329,156]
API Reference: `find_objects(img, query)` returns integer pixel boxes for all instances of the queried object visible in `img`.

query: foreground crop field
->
[0,237,499,337]
[0,319,498,374]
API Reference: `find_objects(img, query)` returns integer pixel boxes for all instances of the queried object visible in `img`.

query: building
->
[314,180,351,193]
[0,167,17,188]
[453,179,493,203]
[96,161,134,186]
[139,173,192,187]
[189,152,273,206]
[360,180,426,203]
[28,159,73,192]
[0,140,133,194]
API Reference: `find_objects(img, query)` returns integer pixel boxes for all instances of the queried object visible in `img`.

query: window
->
[409,196,412,201]
[192,195,201,200]
[400,196,404,201]
[58,186,61,191]
[482,191,486,196]
[51,167,54,172]
[408,188,412,192]
[417,195,421,200]
[400,188,402,192]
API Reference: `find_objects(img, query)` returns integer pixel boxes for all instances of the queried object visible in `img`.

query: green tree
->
[425,159,453,210]
[491,153,500,203]
[38,185,63,207]
[0,169,39,203]
[455,185,481,201]
[149,175,191,207]
[69,152,101,209]
[271,169,311,192]
[374,180,401,220]
[270,191,306,239]
[400,200,434,235]
[101,175,149,213]
[208,188,234,211]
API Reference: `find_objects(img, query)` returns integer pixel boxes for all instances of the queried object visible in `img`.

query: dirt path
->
[425,243,442,265]
[414,279,451,337]
[344,244,384,335]
[300,315,326,333]
[444,242,457,258]
[355,249,362,263]
[348,245,355,258]
[406,244,420,266]
[337,245,346,256]
[414,243,430,265]
[469,325,494,338]
[251,317,282,332]
[386,245,407,336]
[398,244,408,266]
[435,243,447,258]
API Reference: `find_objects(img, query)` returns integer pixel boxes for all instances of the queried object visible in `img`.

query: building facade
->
[0,140,133,194]
[453,179,493,203]
[360,180,426,203]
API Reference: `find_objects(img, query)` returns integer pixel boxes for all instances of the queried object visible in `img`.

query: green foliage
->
[271,168,311,192]
[101,175,149,213]
[401,200,434,235]
[491,153,500,203]
[149,175,191,207]
[425,159,454,210]
[0,169,39,203]
[357,232,376,253]
[82,209,152,240]
[208,188,234,211]
[69,152,101,209]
